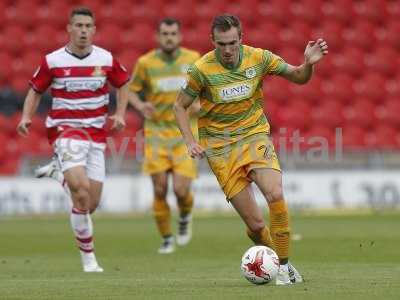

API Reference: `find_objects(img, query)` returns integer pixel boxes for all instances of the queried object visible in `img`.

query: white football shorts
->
[54,138,106,182]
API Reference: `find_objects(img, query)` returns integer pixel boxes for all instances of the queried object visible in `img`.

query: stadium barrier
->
[0,171,399,215]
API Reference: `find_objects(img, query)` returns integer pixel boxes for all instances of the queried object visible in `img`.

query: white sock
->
[279,263,289,272]
[70,208,94,256]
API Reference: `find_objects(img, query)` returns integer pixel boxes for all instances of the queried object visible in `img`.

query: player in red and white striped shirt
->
[17,7,129,272]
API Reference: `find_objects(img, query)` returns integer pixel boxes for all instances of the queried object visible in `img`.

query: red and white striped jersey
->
[30,45,129,144]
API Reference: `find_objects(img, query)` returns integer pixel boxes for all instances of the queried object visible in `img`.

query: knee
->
[248,218,265,233]
[70,182,91,204]
[173,184,188,201]
[267,184,284,202]
[154,183,167,199]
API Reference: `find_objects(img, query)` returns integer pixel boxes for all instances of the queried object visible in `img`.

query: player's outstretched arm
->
[17,88,42,137]
[109,82,129,132]
[174,91,205,159]
[279,38,328,84]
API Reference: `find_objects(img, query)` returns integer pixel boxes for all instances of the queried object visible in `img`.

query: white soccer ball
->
[240,245,280,285]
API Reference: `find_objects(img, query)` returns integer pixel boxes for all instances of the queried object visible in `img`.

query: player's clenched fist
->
[16,118,31,137]
[109,114,126,132]
[187,142,205,159]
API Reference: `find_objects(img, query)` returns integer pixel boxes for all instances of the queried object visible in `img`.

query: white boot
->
[158,236,175,254]
[80,252,104,273]
[176,214,192,246]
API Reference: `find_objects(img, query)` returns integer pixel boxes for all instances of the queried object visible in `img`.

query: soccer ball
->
[240,245,280,285]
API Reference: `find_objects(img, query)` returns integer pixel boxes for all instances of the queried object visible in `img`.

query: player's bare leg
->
[249,168,303,285]
[230,185,275,249]
[88,179,102,214]
[172,173,193,246]
[64,166,103,272]
[151,172,175,254]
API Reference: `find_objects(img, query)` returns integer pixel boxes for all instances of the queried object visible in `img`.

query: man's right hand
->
[16,118,31,137]
[187,141,205,159]
[138,102,155,119]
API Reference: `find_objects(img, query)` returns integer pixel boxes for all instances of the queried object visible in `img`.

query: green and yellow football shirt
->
[183,45,287,155]
[129,47,200,143]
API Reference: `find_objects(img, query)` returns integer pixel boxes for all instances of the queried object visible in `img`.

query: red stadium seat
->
[278,48,303,66]
[128,24,156,52]
[277,101,312,132]
[365,47,398,77]
[270,126,301,153]
[311,99,345,129]
[375,98,400,128]
[354,74,387,102]
[16,131,43,155]
[0,2,6,26]
[375,20,400,51]
[0,130,7,152]
[290,0,323,25]
[130,1,164,24]
[263,78,292,106]
[95,24,124,54]
[0,52,13,85]
[258,0,293,26]
[388,1,400,21]
[321,74,355,104]
[118,49,141,74]
[343,98,377,130]
[247,22,282,51]
[37,2,72,29]
[125,110,143,130]
[98,2,133,28]
[353,0,389,25]
[183,24,212,54]
[385,75,400,99]
[0,158,20,175]
[225,0,259,27]
[332,47,365,78]
[30,115,47,137]
[163,0,196,26]
[5,2,39,28]
[321,0,355,25]
[10,75,30,94]
[342,21,376,51]
[365,124,399,149]
[195,0,226,22]
[31,25,66,53]
[342,125,367,150]
[1,25,28,55]
[289,77,323,104]
[314,54,334,79]
[13,52,42,81]
[304,125,336,151]
[0,113,16,137]
[312,21,344,52]
[279,21,312,51]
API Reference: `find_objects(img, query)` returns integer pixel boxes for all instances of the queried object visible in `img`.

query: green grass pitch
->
[0,212,399,300]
